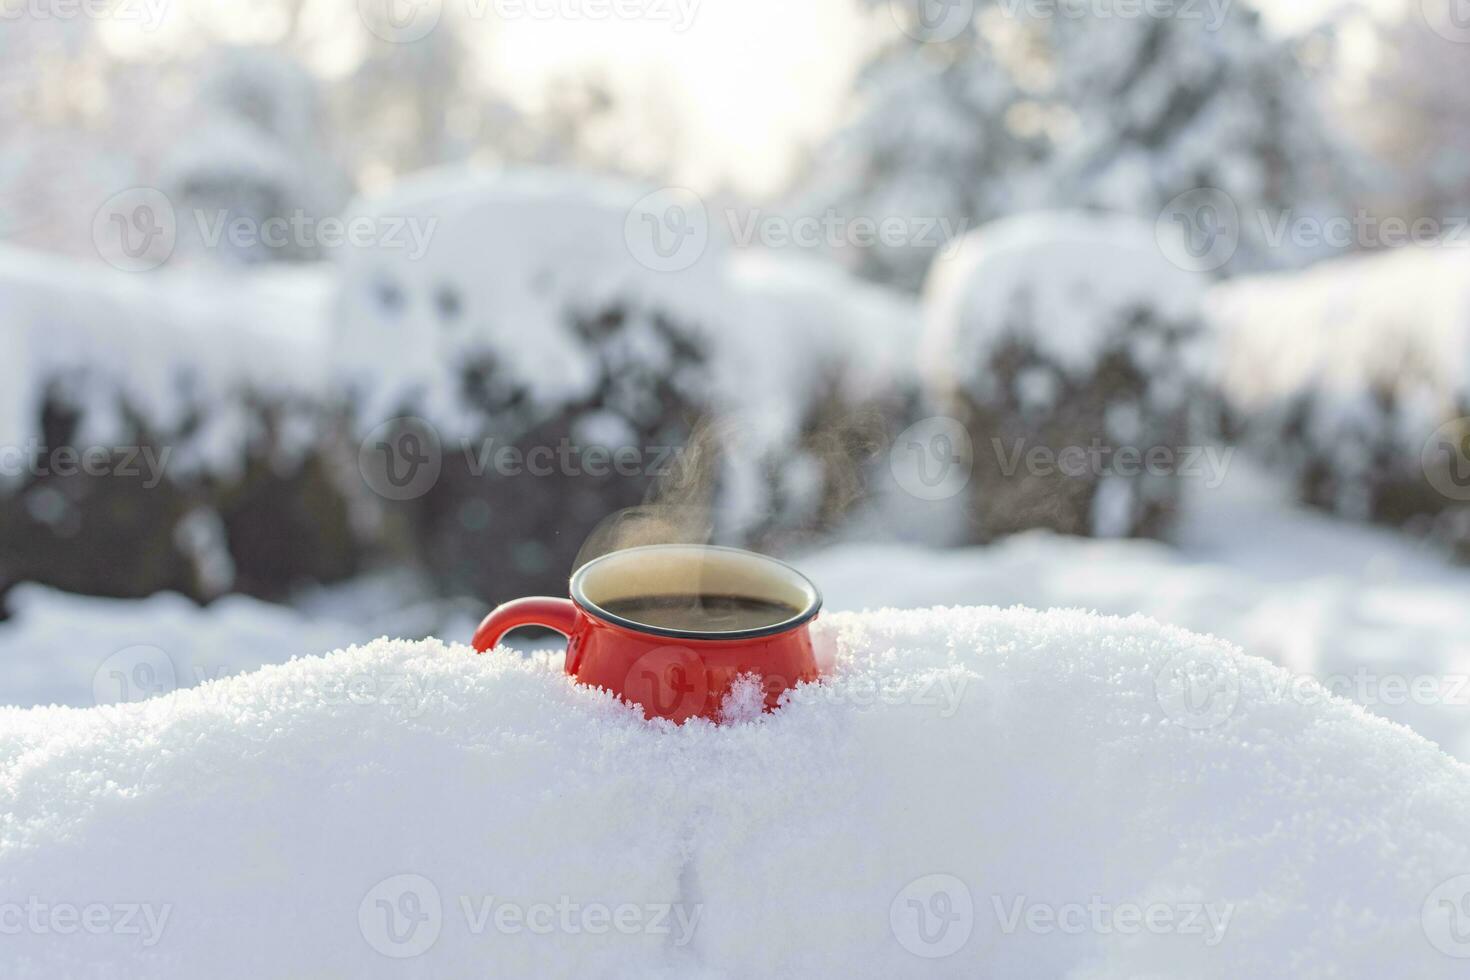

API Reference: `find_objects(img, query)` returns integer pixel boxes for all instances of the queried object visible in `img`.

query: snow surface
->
[808,461,1470,762]
[2,607,1467,977]
[0,585,365,710]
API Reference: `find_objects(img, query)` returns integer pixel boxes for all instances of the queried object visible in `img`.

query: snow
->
[806,460,1470,763]
[333,167,919,453]
[922,211,1207,394]
[723,250,919,438]
[1209,244,1470,443]
[332,166,727,434]
[0,244,333,478]
[1,607,1466,977]
[0,585,364,709]
[330,167,922,538]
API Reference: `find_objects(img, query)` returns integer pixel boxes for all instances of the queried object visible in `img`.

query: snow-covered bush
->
[0,246,359,607]
[333,169,723,601]
[922,212,1209,542]
[800,0,1360,289]
[1209,246,1470,556]
[333,169,923,599]
[711,254,921,551]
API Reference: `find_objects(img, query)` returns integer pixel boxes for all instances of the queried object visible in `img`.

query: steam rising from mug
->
[572,407,889,572]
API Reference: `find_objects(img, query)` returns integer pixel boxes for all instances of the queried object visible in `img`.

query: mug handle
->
[472,597,579,654]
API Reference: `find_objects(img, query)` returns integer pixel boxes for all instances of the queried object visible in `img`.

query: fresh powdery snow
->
[1,607,1468,977]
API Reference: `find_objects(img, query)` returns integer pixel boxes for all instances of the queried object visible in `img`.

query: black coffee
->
[600,594,801,632]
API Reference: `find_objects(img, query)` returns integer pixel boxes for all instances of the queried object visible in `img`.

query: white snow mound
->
[921,211,1206,390]
[2,608,1468,978]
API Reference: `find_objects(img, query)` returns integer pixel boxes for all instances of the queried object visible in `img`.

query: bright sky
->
[482,0,1408,194]
[102,0,1410,197]
[482,0,872,194]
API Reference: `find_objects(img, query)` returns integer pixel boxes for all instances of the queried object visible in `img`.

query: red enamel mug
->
[472,544,822,723]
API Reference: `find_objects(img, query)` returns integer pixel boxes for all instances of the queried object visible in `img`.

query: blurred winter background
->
[2,0,1468,754]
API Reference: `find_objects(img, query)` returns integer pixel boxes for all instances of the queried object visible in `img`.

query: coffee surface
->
[599,594,801,632]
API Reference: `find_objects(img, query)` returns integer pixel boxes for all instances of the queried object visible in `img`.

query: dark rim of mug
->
[569,544,823,641]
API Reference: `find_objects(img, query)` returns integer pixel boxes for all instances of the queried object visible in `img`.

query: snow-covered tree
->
[801,0,1363,290]
[163,46,349,264]
[1357,3,1470,220]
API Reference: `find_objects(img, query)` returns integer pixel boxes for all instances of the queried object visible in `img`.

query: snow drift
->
[2,607,1467,977]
